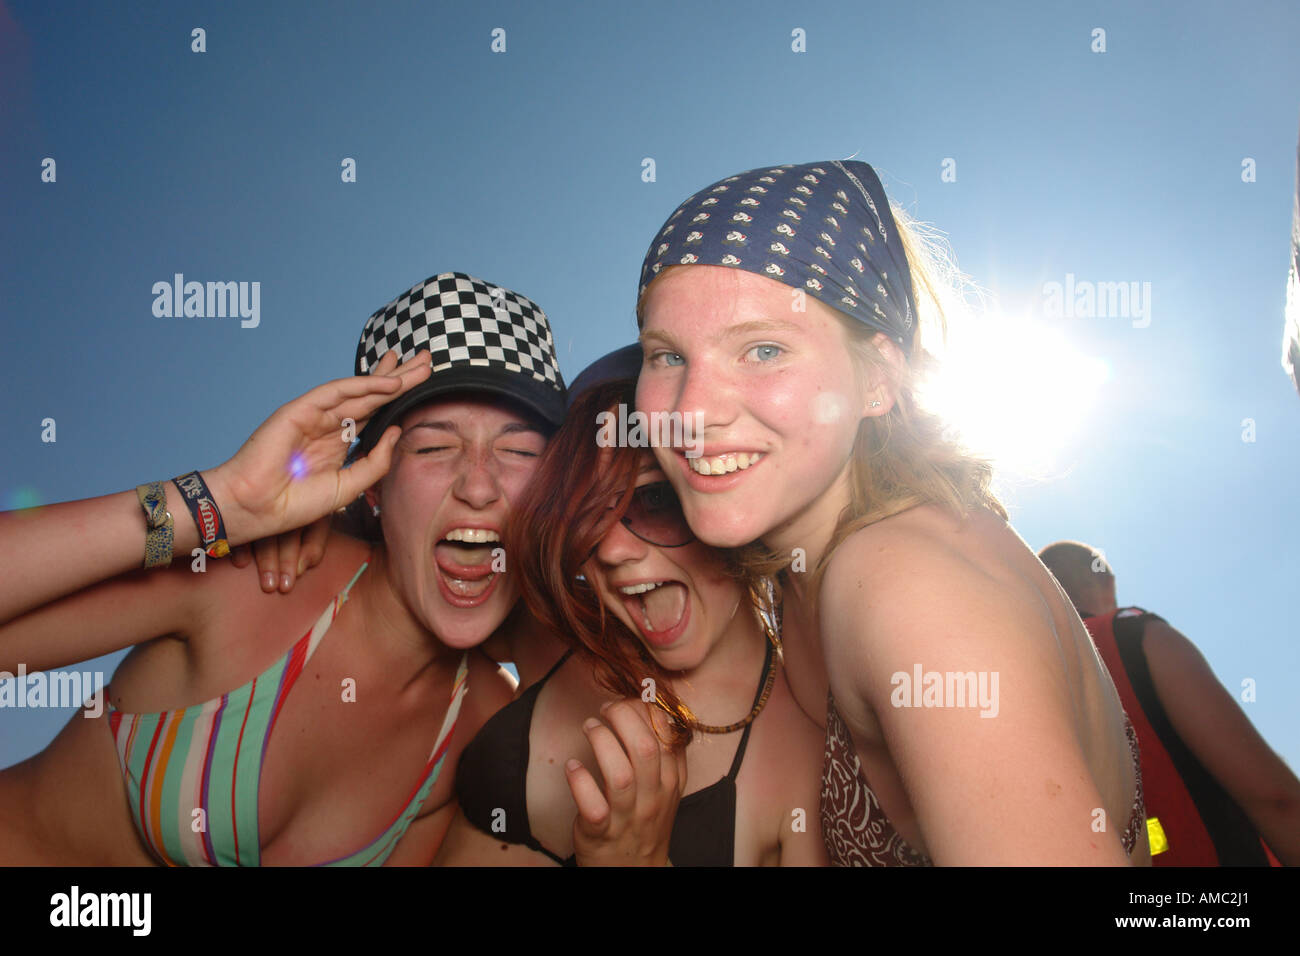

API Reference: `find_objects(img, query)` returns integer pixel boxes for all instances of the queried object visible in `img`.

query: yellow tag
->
[1147,816,1169,855]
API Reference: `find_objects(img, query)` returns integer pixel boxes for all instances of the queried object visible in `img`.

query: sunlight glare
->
[918,313,1109,476]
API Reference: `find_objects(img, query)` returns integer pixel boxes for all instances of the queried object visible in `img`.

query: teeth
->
[688,452,763,475]
[619,581,665,595]
[443,528,500,543]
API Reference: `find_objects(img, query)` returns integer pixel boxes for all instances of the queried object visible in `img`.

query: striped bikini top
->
[106,562,469,867]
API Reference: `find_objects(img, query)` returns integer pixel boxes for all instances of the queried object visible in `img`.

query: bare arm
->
[821,525,1132,866]
[0,562,220,674]
[1142,619,1300,864]
[0,485,216,629]
[0,352,429,652]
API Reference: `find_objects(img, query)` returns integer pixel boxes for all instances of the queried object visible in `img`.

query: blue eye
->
[652,350,685,367]
[750,345,781,362]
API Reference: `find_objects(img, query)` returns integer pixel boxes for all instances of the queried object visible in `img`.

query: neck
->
[761,459,856,589]
[1084,586,1118,619]
[351,546,460,680]
[670,595,769,728]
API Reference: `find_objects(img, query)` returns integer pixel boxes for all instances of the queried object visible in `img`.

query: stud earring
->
[372,504,381,517]
[869,400,882,408]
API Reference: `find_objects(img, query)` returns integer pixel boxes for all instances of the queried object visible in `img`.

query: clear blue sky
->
[2,0,1297,776]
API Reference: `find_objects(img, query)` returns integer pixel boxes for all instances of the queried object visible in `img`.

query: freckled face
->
[636,265,870,549]
[372,395,547,649]
[586,458,745,673]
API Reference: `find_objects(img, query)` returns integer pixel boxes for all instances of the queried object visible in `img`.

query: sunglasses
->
[616,481,695,549]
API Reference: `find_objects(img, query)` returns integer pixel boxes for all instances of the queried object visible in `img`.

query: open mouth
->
[434,527,501,607]
[617,580,690,647]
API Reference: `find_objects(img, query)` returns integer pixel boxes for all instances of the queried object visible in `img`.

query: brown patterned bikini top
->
[819,692,1146,866]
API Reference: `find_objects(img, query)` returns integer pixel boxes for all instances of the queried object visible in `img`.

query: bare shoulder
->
[1138,617,1226,701]
[823,504,1000,590]
[184,531,372,649]
[816,508,1131,862]
[1137,617,1202,666]
[821,506,1027,641]
[818,504,1059,718]
[154,533,375,700]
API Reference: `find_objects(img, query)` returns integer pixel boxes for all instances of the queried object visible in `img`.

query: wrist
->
[136,481,176,569]
[172,470,233,557]
[200,464,258,548]
[153,481,193,558]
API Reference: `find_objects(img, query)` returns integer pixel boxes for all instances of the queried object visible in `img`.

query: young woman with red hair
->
[435,347,827,866]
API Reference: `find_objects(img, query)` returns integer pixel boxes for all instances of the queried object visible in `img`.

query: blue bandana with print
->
[637,160,917,353]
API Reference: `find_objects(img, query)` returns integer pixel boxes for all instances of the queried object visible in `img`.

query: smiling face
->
[636,264,883,552]
[369,394,547,649]
[586,456,750,673]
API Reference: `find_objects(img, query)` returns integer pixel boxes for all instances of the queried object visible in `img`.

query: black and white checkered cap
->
[354,272,567,452]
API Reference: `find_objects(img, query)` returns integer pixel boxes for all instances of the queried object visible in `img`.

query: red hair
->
[504,379,696,747]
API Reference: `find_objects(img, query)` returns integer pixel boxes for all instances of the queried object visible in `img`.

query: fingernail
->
[582,718,601,733]
[280,573,292,591]
[599,700,613,713]
[565,759,582,773]
[297,557,307,576]
[262,572,275,591]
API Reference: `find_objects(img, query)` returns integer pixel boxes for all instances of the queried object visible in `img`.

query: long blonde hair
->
[738,204,1008,600]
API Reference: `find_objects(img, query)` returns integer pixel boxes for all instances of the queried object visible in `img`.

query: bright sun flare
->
[917,313,1110,477]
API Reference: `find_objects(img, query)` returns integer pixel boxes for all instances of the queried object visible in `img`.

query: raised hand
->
[0,350,429,631]
[207,350,430,545]
[565,699,687,866]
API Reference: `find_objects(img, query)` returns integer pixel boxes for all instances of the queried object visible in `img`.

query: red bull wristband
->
[172,471,231,558]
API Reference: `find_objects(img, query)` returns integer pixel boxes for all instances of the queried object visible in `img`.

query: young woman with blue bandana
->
[632,161,1150,866]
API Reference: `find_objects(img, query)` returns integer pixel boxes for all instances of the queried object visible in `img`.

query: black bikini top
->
[455,642,772,866]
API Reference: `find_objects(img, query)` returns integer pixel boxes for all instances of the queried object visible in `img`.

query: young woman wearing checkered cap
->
[0,273,569,866]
